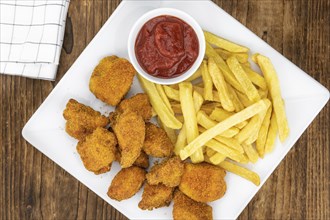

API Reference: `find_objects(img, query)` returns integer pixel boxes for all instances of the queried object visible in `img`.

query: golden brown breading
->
[138,183,174,210]
[133,151,149,169]
[146,157,184,187]
[173,190,213,220]
[107,166,146,201]
[63,99,109,140]
[89,56,136,106]
[76,127,117,174]
[117,93,152,121]
[179,162,226,203]
[143,123,173,157]
[110,110,145,168]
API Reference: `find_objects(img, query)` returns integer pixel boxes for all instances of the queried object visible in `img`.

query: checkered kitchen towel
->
[0,0,70,80]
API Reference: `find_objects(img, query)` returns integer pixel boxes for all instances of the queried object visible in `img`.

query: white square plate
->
[22,1,329,219]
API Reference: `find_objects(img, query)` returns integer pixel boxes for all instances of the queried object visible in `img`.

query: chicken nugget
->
[179,162,226,203]
[117,93,152,121]
[173,190,213,220]
[107,166,146,201]
[133,151,149,169]
[110,110,145,168]
[138,183,174,210]
[76,127,117,174]
[63,99,109,140]
[146,157,184,187]
[89,56,136,106]
[143,123,173,157]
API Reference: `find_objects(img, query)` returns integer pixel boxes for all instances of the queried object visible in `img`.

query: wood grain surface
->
[1,0,329,219]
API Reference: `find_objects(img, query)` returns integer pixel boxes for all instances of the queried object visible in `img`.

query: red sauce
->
[135,15,199,78]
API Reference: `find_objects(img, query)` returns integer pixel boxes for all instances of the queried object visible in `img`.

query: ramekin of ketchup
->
[128,8,205,85]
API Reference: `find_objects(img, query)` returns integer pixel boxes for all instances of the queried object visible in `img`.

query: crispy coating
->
[133,151,149,169]
[138,183,174,210]
[146,157,184,187]
[173,190,213,220]
[117,93,152,121]
[143,123,173,157]
[179,162,226,203]
[107,166,146,201]
[110,110,145,168]
[76,127,117,174]
[63,99,109,140]
[89,56,136,106]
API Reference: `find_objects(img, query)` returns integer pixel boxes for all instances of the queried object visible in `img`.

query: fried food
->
[107,166,146,201]
[143,123,173,158]
[173,190,213,220]
[138,183,174,210]
[146,157,184,187]
[117,93,152,121]
[76,127,117,174]
[63,99,109,140]
[179,162,226,203]
[133,151,149,169]
[110,110,145,168]
[89,56,136,106]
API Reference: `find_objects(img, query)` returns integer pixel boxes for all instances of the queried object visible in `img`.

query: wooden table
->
[1,0,329,219]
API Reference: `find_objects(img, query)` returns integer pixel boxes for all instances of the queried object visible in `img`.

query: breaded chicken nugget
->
[89,56,136,106]
[63,99,109,140]
[107,166,146,201]
[146,157,184,187]
[179,162,226,203]
[138,183,174,210]
[173,190,213,220]
[143,123,173,157]
[133,151,149,169]
[110,110,145,168]
[76,127,117,174]
[117,93,152,121]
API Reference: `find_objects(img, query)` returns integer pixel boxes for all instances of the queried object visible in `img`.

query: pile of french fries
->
[138,31,289,186]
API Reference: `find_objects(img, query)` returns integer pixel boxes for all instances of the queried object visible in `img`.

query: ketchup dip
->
[135,15,199,79]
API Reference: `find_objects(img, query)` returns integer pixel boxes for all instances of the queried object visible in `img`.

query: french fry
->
[180,99,268,160]
[208,57,235,112]
[209,152,226,165]
[209,108,247,130]
[256,103,272,157]
[198,126,244,153]
[170,102,182,114]
[218,160,260,186]
[157,117,177,145]
[201,61,214,101]
[193,86,221,103]
[256,55,289,142]
[185,65,202,82]
[252,53,259,63]
[205,139,244,163]
[205,42,244,93]
[242,143,258,163]
[151,108,157,117]
[204,31,249,53]
[205,148,216,158]
[258,89,268,99]
[242,65,267,90]
[264,111,278,154]
[163,85,180,102]
[215,48,249,63]
[245,99,271,144]
[236,91,253,108]
[138,75,182,129]
[174,124,187,155]
[179,82,204,163]
[155,84,174,114]
[197,111,240,138]
[200,102,222,114]
[193,90,204,112]
[227,83,245,112]
[227,56,260,102]
[234,115,259,143]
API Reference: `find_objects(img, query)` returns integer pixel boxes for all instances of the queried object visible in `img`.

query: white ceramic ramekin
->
[128,8,205,85]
